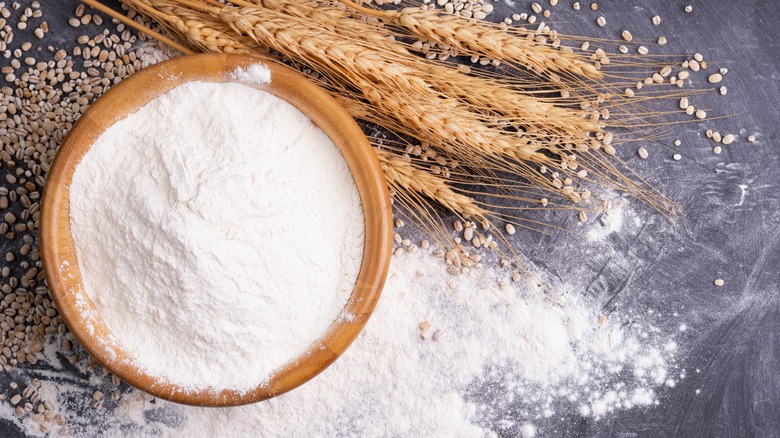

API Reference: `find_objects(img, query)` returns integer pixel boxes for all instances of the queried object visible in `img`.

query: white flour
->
[69,80,365,392]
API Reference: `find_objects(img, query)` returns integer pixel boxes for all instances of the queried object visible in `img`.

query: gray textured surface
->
[1,0,779,436]
[508,1,780,436]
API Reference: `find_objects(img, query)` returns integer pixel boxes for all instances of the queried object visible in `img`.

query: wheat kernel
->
[637,147,649,159]
[714,278,724,286]
[708,73,722,83]
[652,15,661,25]
[713,146,722,154]
[596,16,606,26]
[722,134,735,145]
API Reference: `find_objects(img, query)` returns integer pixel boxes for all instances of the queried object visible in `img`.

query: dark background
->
[1,0,779,436]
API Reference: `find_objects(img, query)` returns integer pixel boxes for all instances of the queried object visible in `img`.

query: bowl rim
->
[39,53,392,407]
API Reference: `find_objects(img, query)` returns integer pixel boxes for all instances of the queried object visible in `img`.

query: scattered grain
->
[673,153,682,161]
[637,46,648,55]
[714,278,724,287]
[708,73,722,84]
[637,147,649,159]
[596,16,606,27]
[652,15,661,25]
[505,224,516,235]
[722,134,735,145]
[684,5,693,13]
[712,146,722,154]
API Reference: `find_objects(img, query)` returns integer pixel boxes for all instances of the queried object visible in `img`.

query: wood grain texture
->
[39,54,393,407]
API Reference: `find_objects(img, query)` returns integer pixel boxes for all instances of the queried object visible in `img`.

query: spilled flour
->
[26,241,679,437]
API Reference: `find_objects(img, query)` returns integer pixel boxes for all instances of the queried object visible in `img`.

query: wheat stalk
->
[236,0,602,138]
[338,0,601,79]
[118,0,676,220]
[201,3,553,160]
[375,148,487,221]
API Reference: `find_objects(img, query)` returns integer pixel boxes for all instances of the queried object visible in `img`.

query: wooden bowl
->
[40,54,393,406]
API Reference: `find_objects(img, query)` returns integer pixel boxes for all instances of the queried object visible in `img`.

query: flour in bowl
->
[68,79,365,392]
